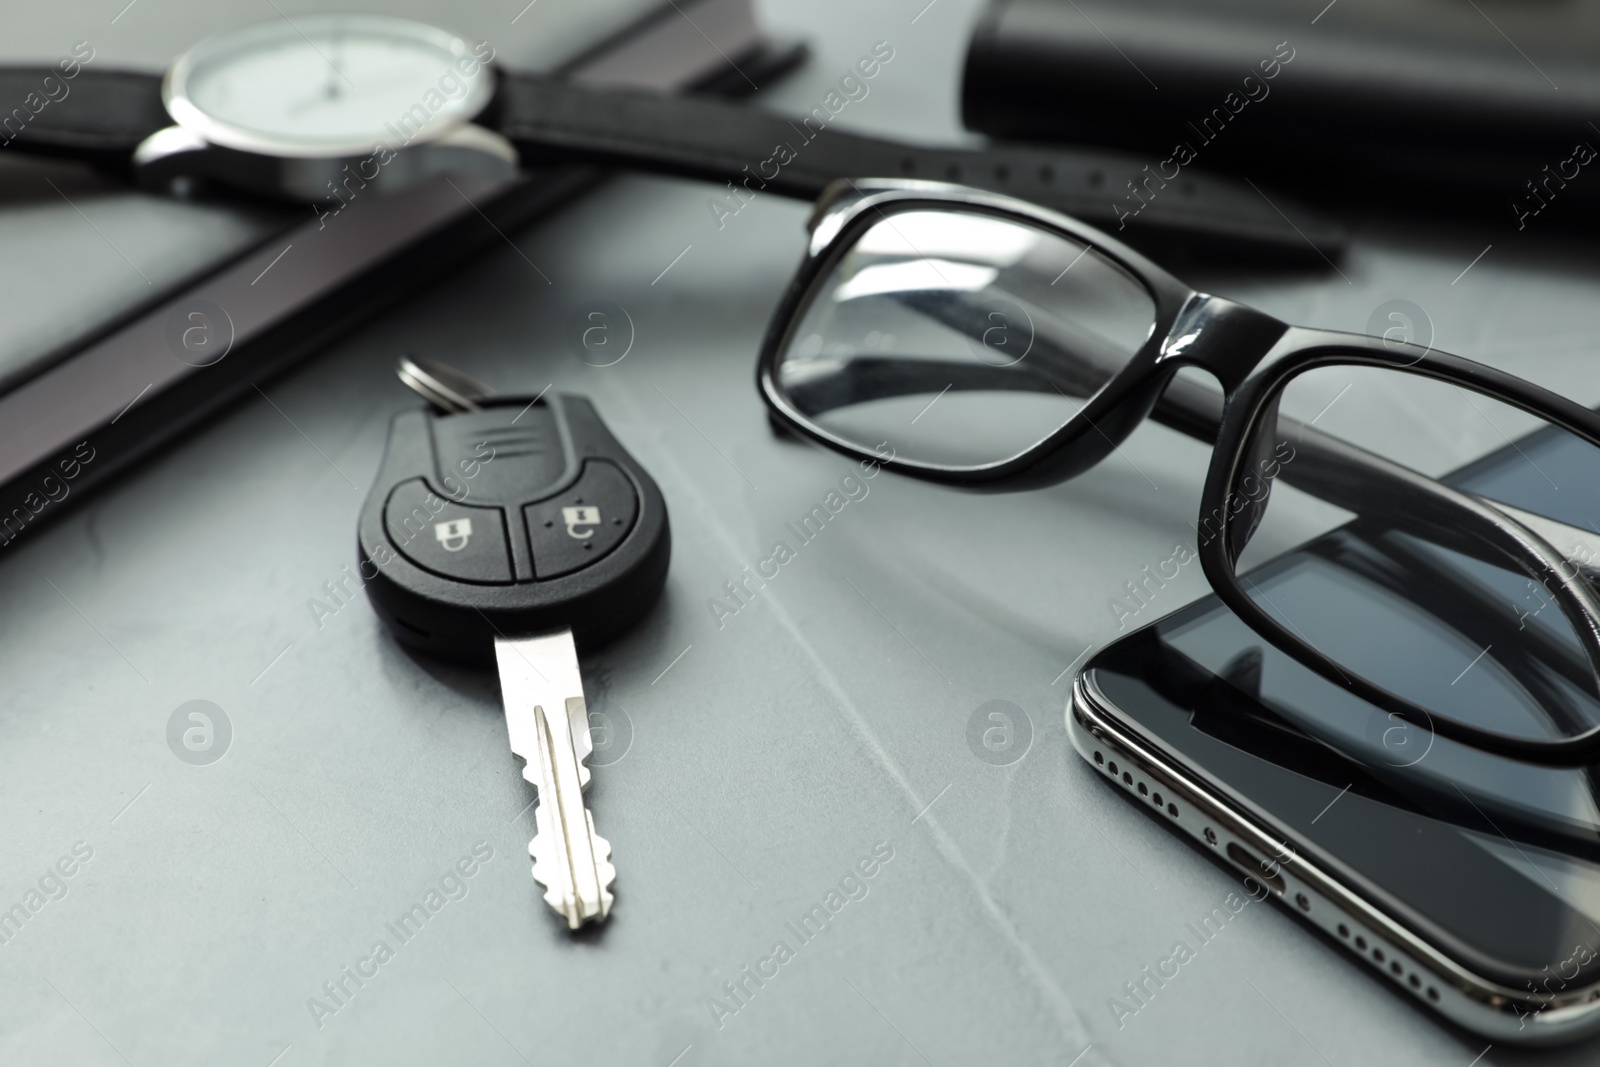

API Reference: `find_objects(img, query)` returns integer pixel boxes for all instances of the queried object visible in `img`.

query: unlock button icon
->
[520,462,638,578]
[562,506,601,540]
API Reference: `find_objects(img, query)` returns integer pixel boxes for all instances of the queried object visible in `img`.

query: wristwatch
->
[0,14,1337,256]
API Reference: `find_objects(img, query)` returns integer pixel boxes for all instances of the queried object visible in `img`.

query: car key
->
[359,358,671,928]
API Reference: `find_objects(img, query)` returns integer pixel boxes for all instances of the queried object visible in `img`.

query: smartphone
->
[1071,421,1600,1045]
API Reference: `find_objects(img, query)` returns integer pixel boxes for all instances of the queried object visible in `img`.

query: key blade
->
[397,355,488,414]
[495,631,614,927]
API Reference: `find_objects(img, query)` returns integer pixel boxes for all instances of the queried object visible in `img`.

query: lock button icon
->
[383,480,513,584]
[434,517,473,552]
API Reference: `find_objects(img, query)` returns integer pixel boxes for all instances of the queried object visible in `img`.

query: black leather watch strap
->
[0,68,168,169]
[492,74,1342,259]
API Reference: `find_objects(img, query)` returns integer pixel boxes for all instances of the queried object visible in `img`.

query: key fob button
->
[385,479,513,584]
[524,461,638,579]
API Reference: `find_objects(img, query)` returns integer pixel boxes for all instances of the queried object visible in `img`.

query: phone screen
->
[1085,421,1600,998]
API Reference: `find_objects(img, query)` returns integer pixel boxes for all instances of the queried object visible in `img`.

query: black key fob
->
[357,393,670,663]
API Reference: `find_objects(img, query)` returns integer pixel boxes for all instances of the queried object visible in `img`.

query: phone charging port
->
[1226,842,1285,894]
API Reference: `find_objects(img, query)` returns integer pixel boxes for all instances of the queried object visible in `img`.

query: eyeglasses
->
[756,179,1600,767]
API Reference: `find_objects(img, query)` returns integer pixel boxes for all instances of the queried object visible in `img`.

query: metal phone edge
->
[1068,670,1600,1046]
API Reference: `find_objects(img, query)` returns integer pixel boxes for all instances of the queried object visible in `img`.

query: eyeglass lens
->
[772,208,1157,468]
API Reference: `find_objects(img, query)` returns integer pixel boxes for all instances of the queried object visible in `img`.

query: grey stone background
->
[3,1,1600,1065]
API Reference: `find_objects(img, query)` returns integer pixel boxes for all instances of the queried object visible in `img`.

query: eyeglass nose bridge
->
[1153,294,1290,394]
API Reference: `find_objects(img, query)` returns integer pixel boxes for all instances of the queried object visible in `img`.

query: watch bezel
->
[164,14,494,159]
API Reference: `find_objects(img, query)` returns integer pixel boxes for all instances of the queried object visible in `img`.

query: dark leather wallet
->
[962,0,1600,224]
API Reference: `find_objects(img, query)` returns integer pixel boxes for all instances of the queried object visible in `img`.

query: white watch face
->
[165,14,494,158]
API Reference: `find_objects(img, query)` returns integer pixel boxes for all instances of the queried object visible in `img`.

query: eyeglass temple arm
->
[1153,373,1600,577]
[785,351,1600,575]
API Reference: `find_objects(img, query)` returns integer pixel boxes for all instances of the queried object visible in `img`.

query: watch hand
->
[286,71,422,116]
[326,31,343,100]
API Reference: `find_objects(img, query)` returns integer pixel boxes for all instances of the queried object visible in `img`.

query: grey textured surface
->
[5,1,1600,1066]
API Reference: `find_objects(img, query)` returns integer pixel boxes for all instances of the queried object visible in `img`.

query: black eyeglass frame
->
[756,179,1600,766]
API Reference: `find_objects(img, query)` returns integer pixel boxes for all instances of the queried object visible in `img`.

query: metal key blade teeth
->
[567,693,594,790]
[533,821,615,924]
[529,698,611,928]
[527,783,613,926]
[589,815,617,918]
